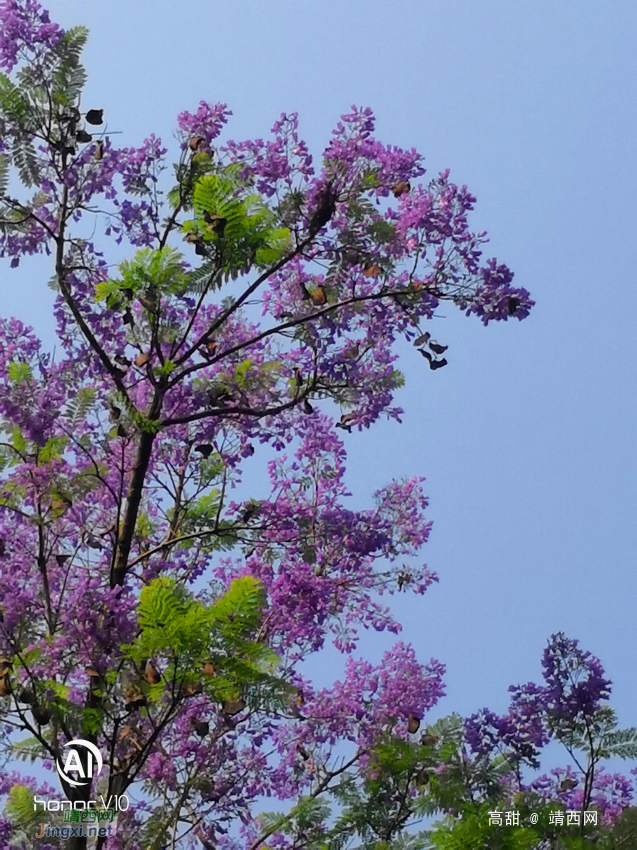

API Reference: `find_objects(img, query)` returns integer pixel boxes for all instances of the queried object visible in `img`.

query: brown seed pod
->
[76,129,93,144]
[32,705,51,725]
[85,109,104,126]
[18,687,35,705]
[195,444,213,459]
[303,399,314,415]
[55,554,70,567]
[189,136,205,152]
[191,717,209,738]
[203,213,227,236]
[295,690,305,708]
[0,657,12,674]
[0,676,11,697]
[407,713,421,734]
[204,340,218,357]
[134,352,150,368]
[310,286,327,306]
[336,412,357,433]
[392,181,411,198]
[202,662,215,677]
[223,697,246,716]
[94,140,104,161]
[145,663,161,685]
[184,681,203,698]
[429,341,448,355]
[420,733,439,747]
[363,263,382,278]
[124,684,147,710]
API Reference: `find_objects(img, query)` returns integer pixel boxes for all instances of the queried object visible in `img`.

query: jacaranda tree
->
[0,2,634,849]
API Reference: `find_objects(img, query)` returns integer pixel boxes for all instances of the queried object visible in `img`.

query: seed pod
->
[134,352,150,368]
[145,663,161,685]
[32,705,51,725]
[114,354,132,367]
[94,140,104,161]
[55,553,70,567]
[336,412,357,433]
[429,341,448,355]
[204,340,218,357]
[0,657,12,674]
[560,777,578,791]
[184,681,203,697]
[303,399,314,415]
[310,286,326,306]
[76,129,93,144]
[18,687,35,705]
[407,714,421,734]
[195,444,213,459]
[363,263,381,278]
[295,690,305,708]
[414,333,431,347]
[420,733,439,747]
[507,296,520,316]
[223,697,246,716]
[203,213,227,236]
[392,181,411,198]
[0,539,5,556]
[202,662,215,677]
[124,684,147,710]
[50,494,72,514]
[0,676,11,697]
[189,136,205,152]
[429,358,447,371]
[191,717,209,738]
[85,109,104,126]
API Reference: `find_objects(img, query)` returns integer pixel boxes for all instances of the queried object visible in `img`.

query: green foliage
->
[7,361,32,384]
[122,576,284,708]
[63,386,97,427]
[96,247,190,309]
[183,170,291,281]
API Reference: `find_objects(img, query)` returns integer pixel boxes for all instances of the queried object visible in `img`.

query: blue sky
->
[7,0,637,736]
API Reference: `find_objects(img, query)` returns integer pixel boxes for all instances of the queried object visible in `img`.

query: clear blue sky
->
[7,0,637,732]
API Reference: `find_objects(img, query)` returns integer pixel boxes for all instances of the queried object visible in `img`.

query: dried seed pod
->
[32,705,51,725]
[124,684,147,710]
[392,181,411,197]
[203,213,227,236]
[429,341,448,355]
[507,296,520,316]
[429,358,447,371]
[222,697,246,716]
[191,717,209,738]
[414,332,431,347]
[122,308,134,326]
[335,412,357,433]
[295,690,305,708]
[134,352,150,367]
[94,140,104,161]
[195,444,213,459]
[420,733,439,747]
[303,399,314,415]
[204,340,218,357]
[407,714,421,734]
[85,109,104,125]
[114,354,132,367]
[76,129,93,144]
[0,676,11,697]
[50,494,72,514]
[85,666,101,679]
[55,553,70,567]
[189,136,205,151]
[363,263,381,278]
[18,687,35,705]
[0,657,12,674]
[310,286,326,306]
[145,663,161,685]
[202,662,215,677]
[184,681,203,697]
